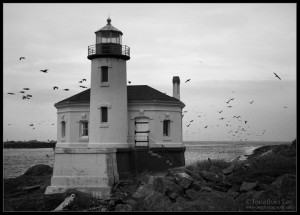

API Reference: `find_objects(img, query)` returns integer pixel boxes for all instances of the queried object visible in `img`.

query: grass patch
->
[186,159,231,172]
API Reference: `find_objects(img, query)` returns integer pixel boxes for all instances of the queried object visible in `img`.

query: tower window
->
[80,121,88,137]
[163,120,170,136]
[61,121,66,138]
[101,107,108,123]
[101,66,108,83]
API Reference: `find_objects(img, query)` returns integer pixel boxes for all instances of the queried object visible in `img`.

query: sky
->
[3,3,297,142]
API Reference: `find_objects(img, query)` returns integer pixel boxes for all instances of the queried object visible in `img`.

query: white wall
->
[128,102,184,147]
[56,104,90,148]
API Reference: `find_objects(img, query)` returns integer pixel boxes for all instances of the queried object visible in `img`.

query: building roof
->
[54,85,184,107]
[95,18,123,35]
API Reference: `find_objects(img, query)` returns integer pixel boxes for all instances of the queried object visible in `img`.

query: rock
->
[175,196,187,203]
[207,182,228,192]
[170,202,185,211]
[200,186,213,192]
[175,172,193,189]
[153,176,183,194]
[240,181,259,192]
[168,192,180,200]
[190,180,207,191]
[185,189,199,200]
[23,185,41,192]
[23,164,53,176]
[182,191,237,211]
[271,174,296,196]
[132,184,154,199]
[115,204,133,212]
[227,189,240,199]
[222,160,244,175]
[258,183,273,191]
[217,181,232,189]
[143,192,173,211]
[201,170,220,183]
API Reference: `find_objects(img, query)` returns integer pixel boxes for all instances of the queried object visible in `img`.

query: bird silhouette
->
[82,79,86,81]
[186,124,191,127]
[218,110,223,113]
[185,79,191,83]
[273,72,281,80]
[22,95,27,99]
[63,89,69,91]
[19,57,25,60]
[79,86,87,88]
[40,69,48,73]
[190,120,193,122]
[204,126,208,129]
[283,106,287,108]
[26,94,32,98]
[244,121,248,124]
[219,117,225,120]
[19,91,25,93]
[7,92,15,95]
[79,81,82,83]
[249,100,254,104]
[29,124,34,126]
[128,81,131,84]
[23,88,30,90]
[53,86,58,90]
[227,106,232,108]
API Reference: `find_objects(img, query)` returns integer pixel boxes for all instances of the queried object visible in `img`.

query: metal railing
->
[88,44,130,57]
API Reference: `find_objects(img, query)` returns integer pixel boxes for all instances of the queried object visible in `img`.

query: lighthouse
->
[45,18,130,199]
[88,17,130,148]
[46,18,186,199]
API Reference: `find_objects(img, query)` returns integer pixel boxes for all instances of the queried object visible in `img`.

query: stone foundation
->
[45,147,119,199]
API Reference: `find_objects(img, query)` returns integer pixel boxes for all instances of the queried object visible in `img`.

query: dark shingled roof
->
[55,85,184,107]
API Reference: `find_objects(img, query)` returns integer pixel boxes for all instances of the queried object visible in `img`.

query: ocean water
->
[3,141,288,179]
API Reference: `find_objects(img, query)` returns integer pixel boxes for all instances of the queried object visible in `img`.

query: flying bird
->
[40,69,48,73]
[22,95,27,99]
[19,57,25,60]
[80,86,87,88]
[227,106,232,108]
[249,100,254,104]
[273,72,281,80]
[218,110,223,113]
[82,79,86,81]
[204,126,208,129]
[219,117,225,120]
[53,86,58,90]
[29,124,34,126]
[19,91,25,93]
[185,79,191,83]
[7,92,15,95]
[128,81,131,84]
[283,106,287,108]
[79,81,83,83]
[244,121,248,124]
[63,89,69,91]
[190,120,194,122]
[23,88,30,90]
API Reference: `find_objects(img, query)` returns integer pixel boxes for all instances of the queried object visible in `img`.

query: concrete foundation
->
[45,147,119,199]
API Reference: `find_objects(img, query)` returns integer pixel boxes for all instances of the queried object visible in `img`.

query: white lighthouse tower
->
[88,17,130,148]
[45,18,130,199]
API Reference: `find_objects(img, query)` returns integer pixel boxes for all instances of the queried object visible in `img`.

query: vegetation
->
[3,140,56,148]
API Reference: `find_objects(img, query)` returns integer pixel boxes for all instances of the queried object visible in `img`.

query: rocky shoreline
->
[3,140,296,211]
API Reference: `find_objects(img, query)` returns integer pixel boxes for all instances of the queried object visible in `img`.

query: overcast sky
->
[3,3,296,142]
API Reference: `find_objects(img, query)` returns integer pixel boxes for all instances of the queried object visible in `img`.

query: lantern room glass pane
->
[101,32,110,43]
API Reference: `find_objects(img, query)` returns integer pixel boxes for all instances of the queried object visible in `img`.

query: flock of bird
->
[181,72,286,141]
[6,56,89,132]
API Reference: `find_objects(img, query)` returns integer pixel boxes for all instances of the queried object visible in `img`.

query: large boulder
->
[240,181,259,192]
[152,176,183,195]
[142,192,173,211]
[24,164,53,176]
[132,184,154,199]
[201,170,221,183]
[174,172,194,189]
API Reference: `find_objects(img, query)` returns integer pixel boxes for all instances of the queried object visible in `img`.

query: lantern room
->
[95,17,122,44]
[87,18,130,60]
